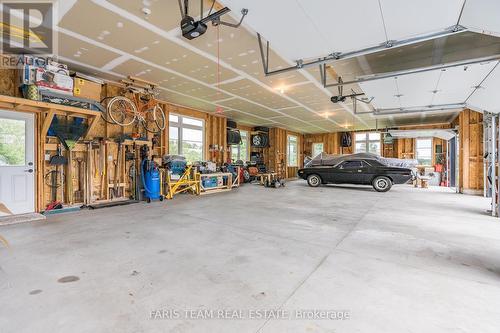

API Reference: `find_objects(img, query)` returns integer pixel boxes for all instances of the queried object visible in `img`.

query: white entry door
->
[0,110,35,215]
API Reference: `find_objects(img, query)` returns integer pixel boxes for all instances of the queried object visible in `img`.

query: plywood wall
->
[0,68,20,97]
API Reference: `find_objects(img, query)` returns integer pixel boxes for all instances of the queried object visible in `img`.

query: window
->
[312,143,324,157]
[338,160,365,169]
[287,135,298,167]
[231,130,248,161]
[355,132,381,155]
[169,114,204,163]
[0,117,26,166]
[416,138,432,166]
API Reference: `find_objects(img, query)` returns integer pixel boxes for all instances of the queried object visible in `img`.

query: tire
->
[307,174,322,187]
[252,133,269,148]
[242,169,250,182]
[107,96,137,126]
[227,129,241,145]
[144,105,166,133]
[372,176,392,192]
[261,133,269,147]
[100,97,115,124]
[153,105,166,130]
[252,134,263,147]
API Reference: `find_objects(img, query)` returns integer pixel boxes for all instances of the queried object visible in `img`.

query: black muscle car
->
[298,153,414,192]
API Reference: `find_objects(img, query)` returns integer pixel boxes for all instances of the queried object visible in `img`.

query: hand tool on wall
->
[74,157,84,203]
[98,138,106,199]
[45,145,68,210]
[112,136,125,199]
[86,141,96,205]
[67,148,74,204]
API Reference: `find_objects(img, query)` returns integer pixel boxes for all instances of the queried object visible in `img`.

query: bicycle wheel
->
[143,105,166,133]
[153,105,166,130]
[106,96,137,126]
[99,97,114,124]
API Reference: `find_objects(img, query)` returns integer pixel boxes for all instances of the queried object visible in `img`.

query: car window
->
[339,160,364,169]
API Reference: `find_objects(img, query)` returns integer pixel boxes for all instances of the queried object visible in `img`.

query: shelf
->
[0,94,102,116]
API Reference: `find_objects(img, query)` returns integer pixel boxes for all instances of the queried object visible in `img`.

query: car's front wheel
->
[307,174,322,187]
[372,176,392,192]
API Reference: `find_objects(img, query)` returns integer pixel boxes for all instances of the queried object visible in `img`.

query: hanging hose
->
[140,159,152,195]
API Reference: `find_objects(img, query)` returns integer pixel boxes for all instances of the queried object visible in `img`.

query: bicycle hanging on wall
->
[101,77,166,134]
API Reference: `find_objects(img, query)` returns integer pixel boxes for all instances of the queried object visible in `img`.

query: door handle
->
[357,170,362,172]
[24,169,33,173]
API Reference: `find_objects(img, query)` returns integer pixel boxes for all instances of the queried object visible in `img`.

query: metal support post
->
[492,114,497,217]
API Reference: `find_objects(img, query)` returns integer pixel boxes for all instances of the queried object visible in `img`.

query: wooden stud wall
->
[0,76,230,211]
[266,128,304,178]
[458,109,483,194]
[0,64,487,210]
[304,125,450,163]
[304,133,340,156]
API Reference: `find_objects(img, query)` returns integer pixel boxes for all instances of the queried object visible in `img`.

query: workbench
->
[198,170,239,195]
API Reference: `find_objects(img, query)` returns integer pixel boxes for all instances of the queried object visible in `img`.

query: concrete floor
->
[1,181,500,333]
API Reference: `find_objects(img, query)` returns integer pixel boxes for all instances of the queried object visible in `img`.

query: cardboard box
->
[35,67,73,94]
[19,65,37,85]
[37,85,73,96]
[45,64,70,76]
[74,72,104,85]
[47,59,68,70]
[73,77,102,101]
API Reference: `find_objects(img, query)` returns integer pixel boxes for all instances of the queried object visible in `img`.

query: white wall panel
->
[396,70,441,107]
[360,62,497,110]
[359,77,399,109]
[434,61,497,104]
[222,0,466,61]
[220,0,329,60]
[467,64,500,113]
[461,0,500,37]
[380,0,463,41]
[297,0,386,54]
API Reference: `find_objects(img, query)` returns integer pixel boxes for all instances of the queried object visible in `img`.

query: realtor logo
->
[1,1,54,54]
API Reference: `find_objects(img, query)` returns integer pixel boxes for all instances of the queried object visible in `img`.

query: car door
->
[334,160,364,183]
[358,160,376,184]
[314,166,334,183]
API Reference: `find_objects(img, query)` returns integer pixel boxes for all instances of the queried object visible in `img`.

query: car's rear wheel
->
[307,174,322,187]
[372,176,392,192]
